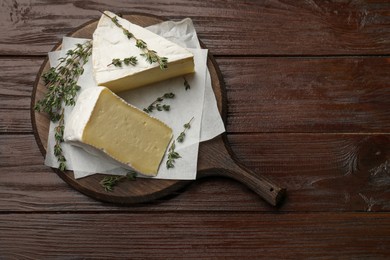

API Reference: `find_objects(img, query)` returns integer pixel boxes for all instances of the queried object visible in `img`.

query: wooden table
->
[1,1,389,258]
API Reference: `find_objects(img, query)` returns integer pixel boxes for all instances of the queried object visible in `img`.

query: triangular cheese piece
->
[92,11,195,92]
[64,86,173,176]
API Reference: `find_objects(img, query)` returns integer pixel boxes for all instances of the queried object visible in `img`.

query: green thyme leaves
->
[108,56,138,67]
[143,93,175,113]
[135,39,147,49]
[109,15,121,27]
[101,11,168,70]
[184,77,191,90]
[141,51,168,70]
[166,116,195,169]
[166,141,181,169]
[54,109,66,171]
[100,171,137,192]
[177,117,194,143]
[35,40,92,171]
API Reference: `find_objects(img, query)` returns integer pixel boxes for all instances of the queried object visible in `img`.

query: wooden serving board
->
[31,13,285,206]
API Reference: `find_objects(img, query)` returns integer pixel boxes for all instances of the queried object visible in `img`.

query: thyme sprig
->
[100,171,137,192]
[166,116,195,169]
[183,77,190,90]
[166,141,181,169]
[35,40,92,171]
[54,108,66,171]
[177,117,194,143]
[101,11,168,70]
[35,41,92,121]
[107,56,138,67]
[143,93,175,113]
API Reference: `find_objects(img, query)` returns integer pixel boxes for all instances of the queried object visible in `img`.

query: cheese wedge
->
[92,11,195,93]
[64,87,172,176]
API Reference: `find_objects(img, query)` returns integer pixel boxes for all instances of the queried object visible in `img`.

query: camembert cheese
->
[92,11,195,92]
[64,87,173,176]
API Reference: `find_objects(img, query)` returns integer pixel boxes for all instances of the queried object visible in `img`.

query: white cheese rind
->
[64,87,104,143]
[92,11,194,92]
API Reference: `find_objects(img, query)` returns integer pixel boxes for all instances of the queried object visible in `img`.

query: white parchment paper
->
[44,18,224,180]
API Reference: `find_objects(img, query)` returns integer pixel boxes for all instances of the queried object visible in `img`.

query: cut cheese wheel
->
[92,11,195,92]
[64,86,173,176]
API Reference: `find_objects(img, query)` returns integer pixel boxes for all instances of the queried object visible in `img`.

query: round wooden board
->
[31,13,227,204]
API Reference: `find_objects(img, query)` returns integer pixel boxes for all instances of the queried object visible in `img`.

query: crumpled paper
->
[44,18,225,180]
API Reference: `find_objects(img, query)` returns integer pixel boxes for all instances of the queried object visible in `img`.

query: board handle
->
[197,136,286,206]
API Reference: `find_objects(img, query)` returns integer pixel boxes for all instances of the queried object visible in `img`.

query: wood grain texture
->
[0,213,389,259]
[2,57,390,134]
[223,56,390,133]
[228,133,390,212]
[0,58,40,133]
[1,134,389,212]
[1,1,390,258]
[0,166,267,212]
[29,14,284,206]
[0,0,390,56]
[0,109,31,133]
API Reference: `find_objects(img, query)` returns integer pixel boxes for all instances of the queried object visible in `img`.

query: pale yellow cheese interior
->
[82,88,172,176]
[99,57,194,93]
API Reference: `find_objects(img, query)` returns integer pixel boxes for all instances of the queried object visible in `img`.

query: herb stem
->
[166,116,195,169]
[177,116,194,143]
[54,108,66,171]
[183,77,191,90]
[35,40,92,170]
[100,11,168,70]
[143,93,175,113]
[107,56,138,67]
[166,140,181,169]
[100,171,137,192]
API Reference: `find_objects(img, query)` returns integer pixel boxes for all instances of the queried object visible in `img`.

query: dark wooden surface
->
[30,15,285,206]
[0,0,389,258]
